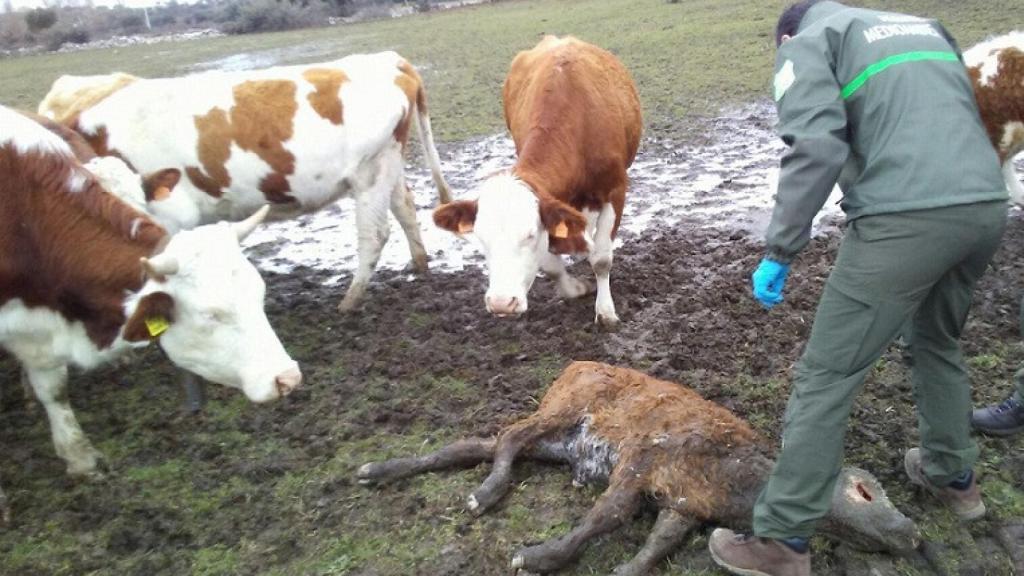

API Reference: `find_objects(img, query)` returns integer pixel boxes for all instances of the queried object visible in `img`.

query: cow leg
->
[611,508,697,576]
[589,202,620,329]
[1004,160,1024,206]
[469,415,565,515]
[358,437,496,486]
[541,253,593,300]
[511,466,644,573]
[390,177,428,273]
[181,372,206,414]
[338,153,398,312]
[25,365,103,477]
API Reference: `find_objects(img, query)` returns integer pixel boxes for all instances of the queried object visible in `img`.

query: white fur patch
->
[0,299,129,371]
[0,106,73,157]
[84,156,147,210]
[964,31,1024,87]
[565,416,619,485]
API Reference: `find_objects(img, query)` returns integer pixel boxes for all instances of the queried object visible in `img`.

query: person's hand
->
[751,258,790,309]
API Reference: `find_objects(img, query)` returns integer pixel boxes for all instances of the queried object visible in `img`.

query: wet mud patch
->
[5,207,1024,574]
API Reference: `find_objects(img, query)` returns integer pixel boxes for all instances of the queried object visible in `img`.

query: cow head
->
[123,206,302,403]
[433,173,587,316]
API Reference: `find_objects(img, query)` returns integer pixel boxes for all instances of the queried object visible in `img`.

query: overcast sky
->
[4,0,194,10]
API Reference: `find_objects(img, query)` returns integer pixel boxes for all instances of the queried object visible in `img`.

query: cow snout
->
[486,295,523,317]
[275,367,302,397]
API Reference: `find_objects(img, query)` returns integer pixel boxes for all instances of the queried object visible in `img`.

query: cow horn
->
[141,254,179,277]
[234,205,270,241]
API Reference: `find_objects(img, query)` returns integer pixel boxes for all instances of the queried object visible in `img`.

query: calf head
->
[433,173,587,316]
[123,206,302,403]
[819,467,920,553]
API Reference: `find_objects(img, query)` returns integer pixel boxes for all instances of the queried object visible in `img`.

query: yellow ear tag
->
[553,222,569,239]
[145,316,170,338]
[152,186,172,201]
[458,221,473,234]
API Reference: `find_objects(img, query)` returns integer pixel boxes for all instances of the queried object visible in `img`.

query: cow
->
[0,106,302,520]
[37,51,452,311]
[359,362,920,574]
[964,31,1024,204]
[432,36,642,329]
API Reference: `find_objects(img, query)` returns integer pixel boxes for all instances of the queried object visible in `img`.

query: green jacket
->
[765,1,1005,263]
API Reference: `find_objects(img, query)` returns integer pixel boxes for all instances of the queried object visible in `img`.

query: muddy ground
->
[4,112,1024,574]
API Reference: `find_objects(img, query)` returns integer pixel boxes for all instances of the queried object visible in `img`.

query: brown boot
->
[708,528,811,576]
[904,448,985,520]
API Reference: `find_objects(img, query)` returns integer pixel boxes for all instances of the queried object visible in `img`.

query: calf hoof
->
[356,462,382,486]
[511,542,569,573]
[595,313,621,332]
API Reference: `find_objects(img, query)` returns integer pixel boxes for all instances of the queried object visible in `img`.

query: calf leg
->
[358,438,496,486]
[589,202,620,329]
[611,508,697,576]
[512,466,644,573]
[390,177,429,273]
[541,253,593,300]
[469,416,568,515]
[26,365,103,477]
[338,151,399,312]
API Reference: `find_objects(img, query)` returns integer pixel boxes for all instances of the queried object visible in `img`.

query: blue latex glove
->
[751,258,790,309]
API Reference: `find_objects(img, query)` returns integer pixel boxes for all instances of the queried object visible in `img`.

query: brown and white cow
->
[964,31,1024,204]
[0,106,301,517]
[38,52,452,311]
[432,36,642,328]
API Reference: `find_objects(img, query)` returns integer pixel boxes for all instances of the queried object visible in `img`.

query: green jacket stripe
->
[841,51,961,99]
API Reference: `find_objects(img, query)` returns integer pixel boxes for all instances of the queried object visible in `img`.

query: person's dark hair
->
[776,0,823,46]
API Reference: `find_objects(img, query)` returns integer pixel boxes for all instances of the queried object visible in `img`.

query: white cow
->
[39,51,452,310]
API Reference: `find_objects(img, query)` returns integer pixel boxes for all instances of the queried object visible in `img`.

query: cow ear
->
[142,168,182,202]
[433,200,478,234]
[539,199,588,254]
[123,292,176,342]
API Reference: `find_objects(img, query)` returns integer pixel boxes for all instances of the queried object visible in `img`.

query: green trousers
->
[753,201,1007,539]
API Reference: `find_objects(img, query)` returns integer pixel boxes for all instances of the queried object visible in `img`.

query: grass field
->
[0,0,1017,141]
[2,1,1023,575]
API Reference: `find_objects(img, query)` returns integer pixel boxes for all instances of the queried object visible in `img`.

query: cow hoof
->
[595,313,620,332]
[558,277,594,299]
[412,254,429,274]
[510,544,566,573]
[337,298,359,313]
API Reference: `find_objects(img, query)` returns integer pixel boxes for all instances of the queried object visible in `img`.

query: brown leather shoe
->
[904,448,985,520]
[708,528,811,576]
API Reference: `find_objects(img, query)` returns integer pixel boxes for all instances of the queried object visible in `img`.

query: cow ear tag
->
[145,316,170,338]
[458,221,473,234]
[152,186,172,201]
[553,222,569,239]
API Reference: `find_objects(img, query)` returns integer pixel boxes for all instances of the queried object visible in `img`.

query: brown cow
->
[359,362,920,574]
[433,36,642,328]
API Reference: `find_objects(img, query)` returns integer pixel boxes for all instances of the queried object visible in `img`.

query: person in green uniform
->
[708,2,1008,574]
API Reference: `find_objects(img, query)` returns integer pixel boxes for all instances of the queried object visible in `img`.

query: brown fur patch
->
[259,172,296,204]
[970,47,1024,162]
[231,80,297,176]
[191,108,233,197]
[393,59,428,145]
[75,124,134,169]
[303,68,348,125]
[0,137,167,348]
[186,166,224,198]
[20,110,97,162]
[122,291,175,342]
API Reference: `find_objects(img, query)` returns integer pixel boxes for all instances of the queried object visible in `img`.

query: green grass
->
[0,0,1015,141]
